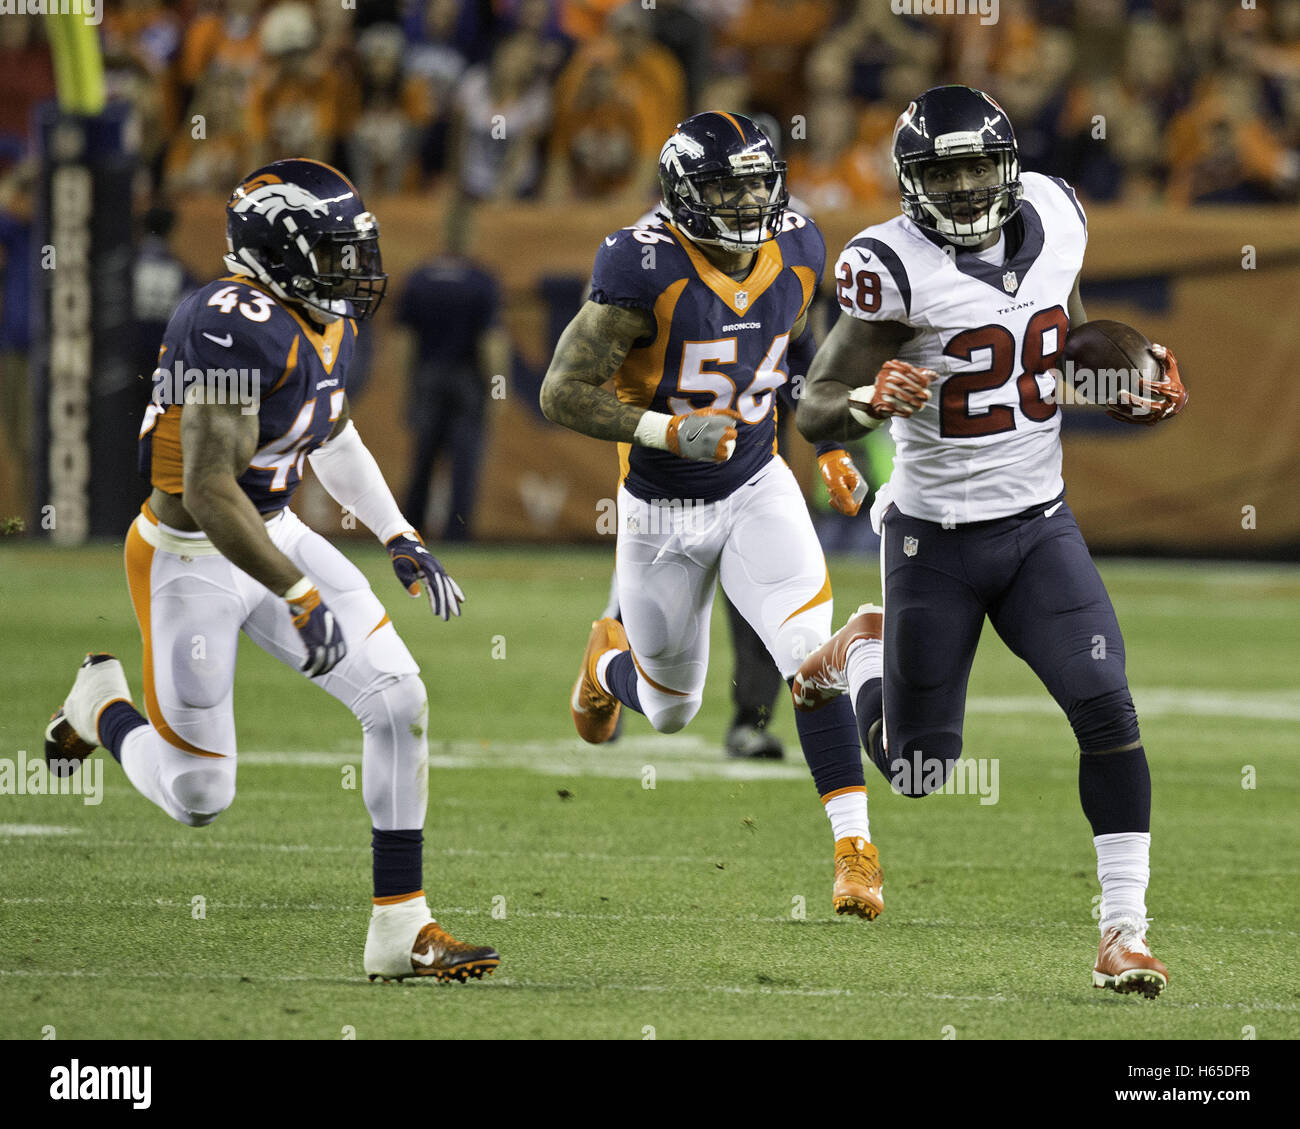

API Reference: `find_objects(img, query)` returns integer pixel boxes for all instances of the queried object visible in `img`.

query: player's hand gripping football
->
[387,532,465,621]
[818,449,868,516]
[286,582,347,677]
[666,407,740,462]
[1107,344,1187,426]
[848,360,937,425]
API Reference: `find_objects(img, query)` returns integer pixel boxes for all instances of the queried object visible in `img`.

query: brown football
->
[1061,320,1162,415]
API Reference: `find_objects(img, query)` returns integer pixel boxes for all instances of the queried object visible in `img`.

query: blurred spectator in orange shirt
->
[784,43,886,213]
[1165,69,1300,203]
[560,0,626,42]
[720,0,833,120]
[178,0,264,92]
[451,33,552,200]
[164,65,251,195]
[551,3,685,196]
[546,46,647,202]
[347,23,432,196]
[247,2,340,168]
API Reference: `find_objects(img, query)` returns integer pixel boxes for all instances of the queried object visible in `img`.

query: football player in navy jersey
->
[541,113,884,918]
[44,159,499,983]
[794,87,1187,995]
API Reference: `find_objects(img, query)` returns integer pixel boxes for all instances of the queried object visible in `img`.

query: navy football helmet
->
[658,112,788,253]
[224,158,388,321]
[892,85,1023,247]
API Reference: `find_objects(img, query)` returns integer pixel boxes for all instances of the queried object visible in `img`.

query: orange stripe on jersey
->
[149,405,185,495]
[631,652,690,697]
[367,613,391,637]
[220,274,351,374]
[373,889,425,906]
[716,111,747,140]
[124,516,226,758]
[270,335,299,396]
[780,566,832,627]
[820,785,868,804]
[615,276,689,487]
[791,265,818,320]
[668,224,784,316]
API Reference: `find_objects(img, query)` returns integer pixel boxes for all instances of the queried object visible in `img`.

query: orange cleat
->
[1093,921,1169,998]
[833,836,884,919]
[570,617,628,745]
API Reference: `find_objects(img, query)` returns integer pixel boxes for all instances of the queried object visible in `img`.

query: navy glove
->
[386,532,465,621]
[286,583,347,677]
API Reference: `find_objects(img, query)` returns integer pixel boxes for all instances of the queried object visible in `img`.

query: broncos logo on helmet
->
[658,112,788,253]
[224,159,388,322]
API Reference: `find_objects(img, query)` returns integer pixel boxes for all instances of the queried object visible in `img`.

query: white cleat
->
[364,897,500,983]
[44,654,133,776]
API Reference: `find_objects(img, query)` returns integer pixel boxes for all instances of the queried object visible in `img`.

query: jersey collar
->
[917,202,1045,295]
[667,224,784,316]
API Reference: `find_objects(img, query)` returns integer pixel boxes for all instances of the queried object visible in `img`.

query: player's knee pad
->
[883,733,963,798]
[169,762,236,827]
[643,695,701,734]
[1067,688,1140,752]
[353,672,428,741]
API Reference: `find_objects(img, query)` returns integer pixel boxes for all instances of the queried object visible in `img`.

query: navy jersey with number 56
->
[139,276,357,514]
[590,214,825,502]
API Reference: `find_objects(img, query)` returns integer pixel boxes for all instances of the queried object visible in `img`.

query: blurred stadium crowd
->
[1,0,1299,210]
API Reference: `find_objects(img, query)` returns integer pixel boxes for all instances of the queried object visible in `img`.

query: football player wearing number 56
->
[43,159,498,984]
[795,87,1188,996]
[541,113,884,920]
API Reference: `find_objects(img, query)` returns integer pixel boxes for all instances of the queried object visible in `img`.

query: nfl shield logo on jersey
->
[735,290,749,310]
[1002,270,1018,293]
[903,535,919,557]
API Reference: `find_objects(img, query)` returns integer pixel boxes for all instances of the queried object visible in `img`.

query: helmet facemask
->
[672,166,788,253]
[898,148,1022,247]
[296,228,388,321]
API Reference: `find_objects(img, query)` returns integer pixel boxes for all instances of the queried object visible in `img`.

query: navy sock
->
[98,701,147,765]
[603,650,643,714]
[853,678,890,779]
[792,689,865,795]
[1078,746,1151,835]
[372,828,423,899]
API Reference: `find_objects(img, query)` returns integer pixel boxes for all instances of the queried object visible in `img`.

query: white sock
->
[594,649,619,694]
[845,637,883,710]
[824,790,871,842]
[1094,831,1151,933]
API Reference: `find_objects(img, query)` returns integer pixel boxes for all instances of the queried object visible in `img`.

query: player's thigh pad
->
[878,509,986,792]
[719,462,832,679]
[987,510,1138,749]
[126,515,263,756]
[615,487,722,731]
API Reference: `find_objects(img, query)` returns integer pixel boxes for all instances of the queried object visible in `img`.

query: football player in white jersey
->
[792,86,1187,996]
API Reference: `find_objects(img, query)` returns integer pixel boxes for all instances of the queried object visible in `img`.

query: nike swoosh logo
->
[411,948,436,966]
[1044,501,1064,518]
[604,237,618,247]
[202,332,233,348]
[684,424,708,442]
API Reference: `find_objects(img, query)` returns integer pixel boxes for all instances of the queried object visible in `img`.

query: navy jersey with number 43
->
[139,276,357,513]
[590,214,825,502]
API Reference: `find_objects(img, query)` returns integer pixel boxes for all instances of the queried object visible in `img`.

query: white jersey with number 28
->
[834,171,1088,525]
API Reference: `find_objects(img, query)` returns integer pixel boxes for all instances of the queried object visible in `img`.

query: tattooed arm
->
[539,300,657,442]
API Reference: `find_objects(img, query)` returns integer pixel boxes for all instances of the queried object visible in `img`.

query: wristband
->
[283,577,314,601]
[633,410,673,451]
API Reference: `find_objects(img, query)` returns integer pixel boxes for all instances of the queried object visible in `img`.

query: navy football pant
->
[869,497,1141,795]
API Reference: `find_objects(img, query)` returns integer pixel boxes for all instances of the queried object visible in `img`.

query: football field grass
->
[1,543,1297,1040]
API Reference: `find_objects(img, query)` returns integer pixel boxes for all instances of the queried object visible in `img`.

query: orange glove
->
[848,359,937,425]
[818,449,868,516]
[1107,344,1188,426]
